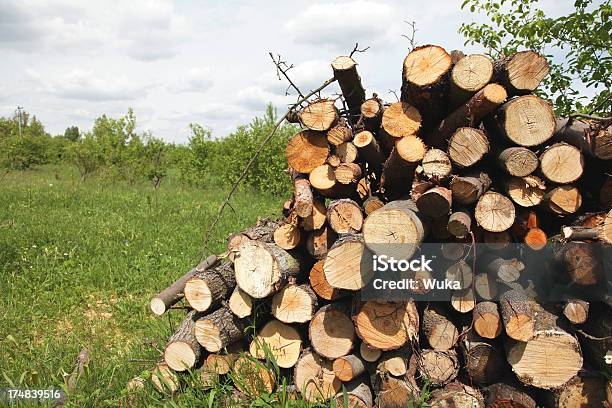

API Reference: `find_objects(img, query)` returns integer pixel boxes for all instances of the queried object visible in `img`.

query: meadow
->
[0,165,285,407]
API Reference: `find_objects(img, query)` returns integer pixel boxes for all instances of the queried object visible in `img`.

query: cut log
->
[309,259,341,301]
[445,260,473,289]
[506,175,546,207]
[299,99,338,131]
[447,209,471,238]
[362,196,384,215]
[362,199,426,260]
[333,378,373,408]
[460,331,505,385]
[233,356,276,396]
[377,350,408,376]
[372,375,419,408]
[554,242,602,286]
[499,290,534,342]
[493,50,550,95]
[286,130,330,173]
[206,353,238,375]
[361,97,384,132]
[401,45,452,129]
[485,383,536,408]
[539,142,584,184]
[423,306,459,351]
[335,162,362,185]
[449,171,492,205]
[332,354,366,382]
[483,256,521,283]
[354,300,419,351]
[305,226,336,259]
[505,305,583,389]
[474,192,515,232]
[498,146,540,177]
[327,122,354,146]
[430,382,484,408]
[294,349,340,402]
[309,303,355,359]
[151,362,179,394]
[291,172,313,218]
[548,375,607,407]
[324,234,373,291]
[164,311,202,371]
[353,130,384,170]
[474,273,498,301]
[449,53,494,107]
[331,56,366,116]
[421,148,452,178]
[396,135,427,163]
[486,94,556,147]
[271,284,317,324]
[249,319,302,368]
[380,147,417,199]
[473,301,502,339]
[227,219,279,256]
[150,254,218,316]
[327,199,363,234]
[184,261,235,312]
[451,289,476,313]
[563,299,589,324]
[301,199,326,231]
[195,306,244,352]
[336,141,359,163]
[448,127,489,168]
[234,240,300,298]
[359,342,382,363]
[381,101,422,138]
[416,186,452,218]
[429,83,507,148]
[228,286,252,318]
[542,185,582,215]
[309,164,336,190]
[417,349,459,386]
[555,117,612,160]
[273,221,302,250]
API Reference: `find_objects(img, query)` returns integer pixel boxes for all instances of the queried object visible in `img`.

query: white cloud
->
[236,86,292,111]
[169,68,214,93]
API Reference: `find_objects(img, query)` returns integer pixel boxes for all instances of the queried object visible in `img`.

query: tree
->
[64,126,80,142]
[460,0,611,116]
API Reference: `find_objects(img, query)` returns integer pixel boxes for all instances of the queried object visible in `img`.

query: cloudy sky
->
[0,0,574,143]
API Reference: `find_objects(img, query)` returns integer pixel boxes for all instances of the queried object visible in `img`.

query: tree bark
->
[449,171,491,205]
[184,261,235,313]
[333,354,366,382]
[332,56,366,117]
[499,289,534,342]
[460,330,505,385]
[164,310,202,371]
[195,306,244,353]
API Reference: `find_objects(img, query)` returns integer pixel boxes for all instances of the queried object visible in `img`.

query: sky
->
[0,0,574,144]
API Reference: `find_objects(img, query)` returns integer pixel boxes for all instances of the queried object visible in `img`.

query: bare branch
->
[388,89,400,102]
[269,52,305,98]
[349,42,370,58]
[401,20,417,50]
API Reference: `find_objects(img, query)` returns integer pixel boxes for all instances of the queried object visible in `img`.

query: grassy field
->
[0,165,287,407]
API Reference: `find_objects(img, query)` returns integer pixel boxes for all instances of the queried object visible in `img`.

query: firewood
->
[429,381,485,408]
[271,284,317,324]
[308,259,341,301]
[447,209,471,238]
[305,226,336,259]
[336,141,359,163]
[381,101,421,138]
[485,383,536,408]
[499,289,534,342]
[460,330,505,385]
[290,171,313,218]
[233,356,276,396]
[299,99,338,131]
[327,154,341,167]
[354,300,419,351]
[353,130,384,170]
[473,301,502,339]
[421,148,452,178]
[555,117,612,160]
[333,378,373,408]
[324,234,373,290]
[335,162,362,184]
[327,122,353,146]
[506,175,546,207]
[486,94,556,147]
[359,342,382,363]
[474,273,498,301]
[417,349,459,386]
[493,50,550,95]
[422,306,459,351]
[497,146,540,177]
[332,354,366,381]
[431,215,453,241]
[539,142,585,184]
[184,261,235,313]
[273,221,302,250]
[361,97,383,132]
[401,45,452,129]
[482,255,521,283]
[505,304,583,389]
[309,303,355,359]
[396,135,427,163]
[301,199,326,231]
[195,306,244,352]
[381,148,417,199]
[440,242,467,261]
[285,130,329,173]
[447,127,489,168]
[542,185,582,215]
[580,306,612,372]
[449,171,491,205]
[309,164,336,190]
[429,83,507,148]
[547,375,607,407]
[445,260,473,289]
[228,287,252,318]
[416,186,452,218]
[294,349,340,402]
[377,350,408,376]
[362,196,384,215]
[150,255,218,316]
[249,319,302,368]
[562,210,612,244]
[475,191,515,232]
[227,219,279,255]
[563,299,589,324]
[371,374,419,408]
[151,362,179,394]
[451,288,476,313]
[331,56,365,116]
[449,53,494,107]
[326,199,363,234]
[554,242,602,286]
[164,311,202,371]
[234,240,301,298]
[206,353,238,375]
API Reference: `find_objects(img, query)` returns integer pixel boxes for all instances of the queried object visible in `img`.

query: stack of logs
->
[144,45,612,407]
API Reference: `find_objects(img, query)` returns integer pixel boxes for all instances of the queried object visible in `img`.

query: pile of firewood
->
[143,45,612,407]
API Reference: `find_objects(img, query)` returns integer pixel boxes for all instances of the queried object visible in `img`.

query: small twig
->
[269,52,304,98]
[401,20,417,50]
[388,89,400,102]
[128,358,159,363]
[349,42,370,58]
[576,330,612,341]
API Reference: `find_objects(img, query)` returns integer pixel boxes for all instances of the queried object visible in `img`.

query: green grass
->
[0,164,287,407]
